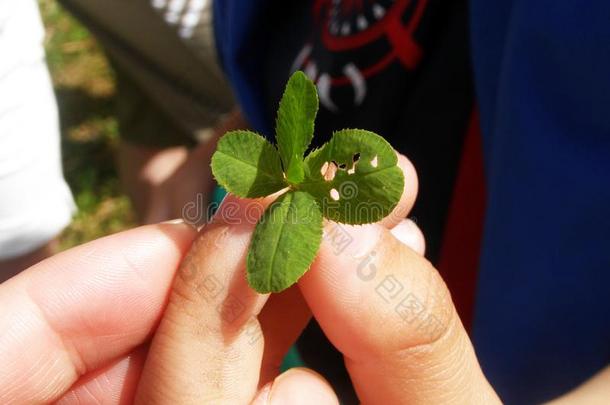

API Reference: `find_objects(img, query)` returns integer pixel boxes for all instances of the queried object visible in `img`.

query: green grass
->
[39,0,136,250]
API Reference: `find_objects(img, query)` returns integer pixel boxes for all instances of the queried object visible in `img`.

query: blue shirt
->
[214,1,610,403]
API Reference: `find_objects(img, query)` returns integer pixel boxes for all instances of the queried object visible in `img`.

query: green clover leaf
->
[211,130,286,198]
[275,71,318,184]
[211,71,405,293]
[247,191,323,293]
[300,129,404,224]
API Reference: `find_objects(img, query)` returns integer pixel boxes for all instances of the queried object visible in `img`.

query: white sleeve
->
[0,0,75,259]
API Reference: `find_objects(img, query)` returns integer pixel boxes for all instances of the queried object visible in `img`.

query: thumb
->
[299,222,501,404]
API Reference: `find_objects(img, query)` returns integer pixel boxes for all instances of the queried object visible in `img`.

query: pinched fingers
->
[135,150,420,403]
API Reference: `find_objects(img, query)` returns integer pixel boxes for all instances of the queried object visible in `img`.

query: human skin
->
[118,109,246,226]
[133,153,500,405]
[0,152,606,404]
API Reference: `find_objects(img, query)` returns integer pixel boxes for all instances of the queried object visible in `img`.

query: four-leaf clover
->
[211,71,404,293]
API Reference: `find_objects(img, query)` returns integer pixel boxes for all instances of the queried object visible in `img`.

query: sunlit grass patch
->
[39,0,135,249]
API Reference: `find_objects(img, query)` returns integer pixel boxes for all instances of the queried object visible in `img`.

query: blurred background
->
[39,0,135,250]
[3,2,608,404]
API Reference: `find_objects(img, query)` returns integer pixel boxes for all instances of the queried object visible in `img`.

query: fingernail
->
[323,223,380,259]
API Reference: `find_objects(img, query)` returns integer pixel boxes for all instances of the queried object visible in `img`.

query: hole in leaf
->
[370,155,378,168]
[346,153,360,175]
[330,188,340,201]
[320,161,329,176]
[321,161,337,181]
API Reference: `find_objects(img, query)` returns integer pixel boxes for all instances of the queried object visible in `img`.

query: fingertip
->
[155,219,199,251]
[258,368,339,405]
[380,153,418,228]
[397,153,418,193]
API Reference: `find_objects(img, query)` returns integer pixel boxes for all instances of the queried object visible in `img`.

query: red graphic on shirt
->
[293,0,428,111]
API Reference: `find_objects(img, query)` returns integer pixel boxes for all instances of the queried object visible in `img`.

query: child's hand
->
[136,152,500,404]
[0,152,500,404]
[0,220,198,404]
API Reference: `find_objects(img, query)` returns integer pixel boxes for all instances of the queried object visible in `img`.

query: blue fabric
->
[214,1,610,403]
[471,1,610,403]
[213,0,273,136]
